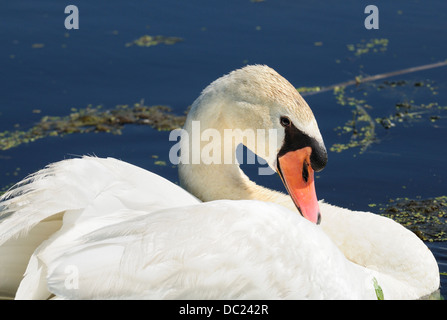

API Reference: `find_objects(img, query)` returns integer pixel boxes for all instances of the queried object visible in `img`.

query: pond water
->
[1,0,446,298]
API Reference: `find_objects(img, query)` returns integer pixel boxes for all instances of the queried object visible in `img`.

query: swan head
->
[184,65,328,224]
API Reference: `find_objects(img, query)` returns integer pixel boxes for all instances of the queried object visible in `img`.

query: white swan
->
[0,65,439,299]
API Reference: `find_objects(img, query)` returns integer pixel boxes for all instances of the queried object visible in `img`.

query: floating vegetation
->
[301,60,447,97]
[376,101,446,130]
[0,102,186,151]
[31,43,45,49]
[372,78,445,129]
[376,79,440,96]
[374,196,447,242]
[346,38,388,57]
[125,35,183,47]
[296,86,321,94]
[327,75,446,154]
[330,87,377,153]
[5,167,21,178]
[316,59,445,155]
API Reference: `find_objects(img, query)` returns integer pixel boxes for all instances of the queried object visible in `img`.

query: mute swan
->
[0,65,439,299]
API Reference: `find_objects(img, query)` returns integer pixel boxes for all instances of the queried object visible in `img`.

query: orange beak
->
[277,146,321,224]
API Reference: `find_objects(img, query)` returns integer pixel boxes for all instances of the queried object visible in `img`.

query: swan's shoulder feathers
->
[39,200,377,299]
[0,156,197,243]
[0,156,199,298]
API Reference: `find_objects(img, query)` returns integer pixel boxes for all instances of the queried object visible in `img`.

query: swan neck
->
[178,117,258,201]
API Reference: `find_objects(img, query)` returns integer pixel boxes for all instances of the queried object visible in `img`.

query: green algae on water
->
[327,77,446,154]
[0,102,186,151]
[296,86,321,94]
[374,196,447,242]
[330,87,377,153]
[125,35,183,47]
[376,101,446,129]
[346,38,389,57]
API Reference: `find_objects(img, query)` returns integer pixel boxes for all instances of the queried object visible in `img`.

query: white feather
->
[32,201,380,300]
[0,156,198,298]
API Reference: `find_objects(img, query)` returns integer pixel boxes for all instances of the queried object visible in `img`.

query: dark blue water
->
[1,0,446,298]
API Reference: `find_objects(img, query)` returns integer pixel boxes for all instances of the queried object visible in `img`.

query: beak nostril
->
[302,161,309,183]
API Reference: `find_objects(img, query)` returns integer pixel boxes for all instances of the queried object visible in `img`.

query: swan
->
[0,65,439,299]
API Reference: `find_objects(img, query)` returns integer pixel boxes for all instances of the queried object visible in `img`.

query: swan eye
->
[280,116,291,127]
